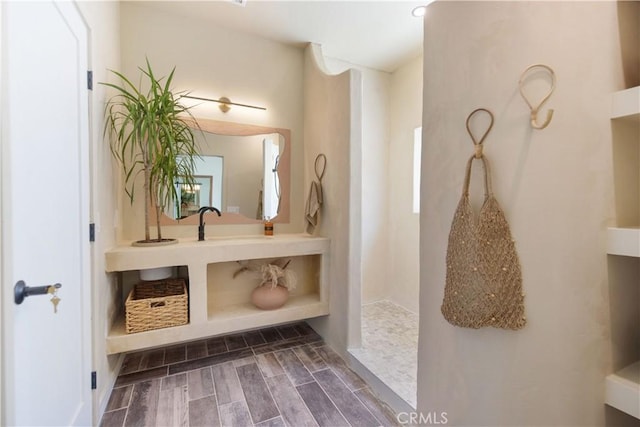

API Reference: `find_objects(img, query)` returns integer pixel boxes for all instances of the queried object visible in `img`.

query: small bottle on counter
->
[264,218,274,236]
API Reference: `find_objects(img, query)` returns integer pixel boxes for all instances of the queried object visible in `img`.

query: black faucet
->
[198,206,221,241]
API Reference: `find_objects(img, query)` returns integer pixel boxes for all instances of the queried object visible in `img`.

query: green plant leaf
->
[100,59,201,241]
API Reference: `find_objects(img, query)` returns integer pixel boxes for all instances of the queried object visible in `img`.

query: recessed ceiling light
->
[412,2,435,17]
[412,6,427,17]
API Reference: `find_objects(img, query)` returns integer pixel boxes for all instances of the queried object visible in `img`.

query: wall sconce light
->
[183,95,266,113]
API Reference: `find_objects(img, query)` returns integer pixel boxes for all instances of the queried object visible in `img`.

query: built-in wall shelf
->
[606,84,640,420]
[105,234,330,354]
[612,86,640,121]
[607,227,640,258]
[605,360,640,419]
[207,293,325,323]
[106,295,328,354]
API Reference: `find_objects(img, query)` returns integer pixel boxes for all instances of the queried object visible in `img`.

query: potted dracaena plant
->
[103,59,201,246]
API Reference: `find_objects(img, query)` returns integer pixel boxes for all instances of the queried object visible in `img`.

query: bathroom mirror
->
[153,118,290,226]
[170,133,282,220]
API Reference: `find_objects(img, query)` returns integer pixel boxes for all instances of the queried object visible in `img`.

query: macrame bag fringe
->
[441,155,526,330]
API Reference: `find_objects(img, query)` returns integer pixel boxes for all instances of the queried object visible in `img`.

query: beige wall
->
[418,2,633,425]
[325,54,424,313]
[117,2,305,240]
[388,55,422,314]
[324,57,392,306]
[75,1,121,424]
[304,44,363,355]
[353,64,391,306]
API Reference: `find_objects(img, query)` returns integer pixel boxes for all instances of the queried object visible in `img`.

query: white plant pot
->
[139,266,174,281]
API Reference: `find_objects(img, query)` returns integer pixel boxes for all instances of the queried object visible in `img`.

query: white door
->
[1,1,92,425]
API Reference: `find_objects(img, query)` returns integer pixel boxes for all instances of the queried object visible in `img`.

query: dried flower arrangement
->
[233,258,297,290]
[234,258,297,310]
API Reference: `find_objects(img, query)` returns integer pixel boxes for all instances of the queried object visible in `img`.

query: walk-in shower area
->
[324,45,423,412]
[348,113,422,409]
[350,300,418,407]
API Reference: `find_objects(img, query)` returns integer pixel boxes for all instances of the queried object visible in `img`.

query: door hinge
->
[87,70,93,91]
[89,223,95,242]
[91,371,97,390]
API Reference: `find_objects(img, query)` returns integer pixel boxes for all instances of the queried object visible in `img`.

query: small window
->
[413,127,422,214]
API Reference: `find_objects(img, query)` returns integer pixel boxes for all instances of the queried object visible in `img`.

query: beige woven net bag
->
[441,109,526,330]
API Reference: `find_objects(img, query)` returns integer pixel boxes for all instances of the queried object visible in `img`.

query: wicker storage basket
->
[125,278,188,334]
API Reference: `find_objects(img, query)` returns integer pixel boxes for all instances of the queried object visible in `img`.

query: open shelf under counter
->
[605,360,640,419]
[607,227,640,258]
[106,294,328,354]
[107,315,195,355]
[207,294,328,331]
[612,86,640,121]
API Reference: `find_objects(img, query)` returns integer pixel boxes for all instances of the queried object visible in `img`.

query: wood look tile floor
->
[101,322,399,427]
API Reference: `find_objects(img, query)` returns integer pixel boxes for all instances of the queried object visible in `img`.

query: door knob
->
[14,280,61,305]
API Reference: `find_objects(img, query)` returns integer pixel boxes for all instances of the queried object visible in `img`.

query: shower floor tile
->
[350,300,418,408]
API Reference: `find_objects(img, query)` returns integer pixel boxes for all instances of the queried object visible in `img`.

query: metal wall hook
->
[314,153,326,181]
[466,108,494,158]
[519,63,556,130]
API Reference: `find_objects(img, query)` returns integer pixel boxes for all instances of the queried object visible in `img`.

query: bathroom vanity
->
[105,234,330,354]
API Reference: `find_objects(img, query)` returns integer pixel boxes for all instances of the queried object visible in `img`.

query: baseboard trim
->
[94,353,125,425]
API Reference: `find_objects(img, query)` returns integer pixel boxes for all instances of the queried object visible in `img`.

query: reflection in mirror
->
[174,173,215,218]
[154,118,291,226]
[167,133,284,220]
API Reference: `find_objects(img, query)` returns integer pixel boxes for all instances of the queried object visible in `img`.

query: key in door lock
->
[48,285,61,313]
[14,280,62,306]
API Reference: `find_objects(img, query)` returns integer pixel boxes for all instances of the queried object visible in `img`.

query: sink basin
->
[106,234,329,273]
[205,235,274,241]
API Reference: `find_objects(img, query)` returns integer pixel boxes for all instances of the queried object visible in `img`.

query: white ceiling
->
[135,0,426,73]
